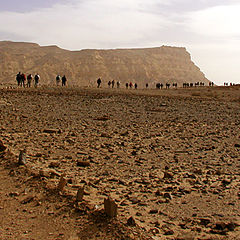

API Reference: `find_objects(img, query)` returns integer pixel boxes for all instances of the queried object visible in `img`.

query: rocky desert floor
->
[0,85,240,240]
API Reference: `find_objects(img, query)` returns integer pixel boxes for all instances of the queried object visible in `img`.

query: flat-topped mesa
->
[0,41,209,87]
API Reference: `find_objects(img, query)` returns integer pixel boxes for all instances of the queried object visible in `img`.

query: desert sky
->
[0,0,239,85]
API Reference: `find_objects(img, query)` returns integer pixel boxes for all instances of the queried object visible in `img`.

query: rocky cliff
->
[0,41,209,87]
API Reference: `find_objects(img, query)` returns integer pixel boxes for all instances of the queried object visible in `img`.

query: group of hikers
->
[16,72,40,88]
[107,80,121,88]
[97,78,138,89]
[125,82,138,89]
[16,72,67,87]
[97,78,217,89]
[223,82,236,86]
[16,73,215,89]
[56,75,67,86]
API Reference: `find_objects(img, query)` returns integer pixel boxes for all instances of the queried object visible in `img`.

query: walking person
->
[34,73,40,88]
[62,75,67,86]
[97,78,102,88]
[111,80,115,88]
[21,73,26,88]
[56,75,61,86]
[16,72,21,87]
[27,74,33,88]
[117,81,120,88]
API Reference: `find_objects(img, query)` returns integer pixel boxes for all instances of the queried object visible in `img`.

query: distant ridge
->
[0,41,209,87]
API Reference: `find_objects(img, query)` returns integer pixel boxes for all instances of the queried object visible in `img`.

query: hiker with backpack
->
[21,73,26,88]
[97,78,102,88]
[117,81,120,88]
[27,74,33,88]
[56,75,61,86]
[111,80,115,88]
[62,75,67,86]
[16,72,21,87]
[34,74,40,88]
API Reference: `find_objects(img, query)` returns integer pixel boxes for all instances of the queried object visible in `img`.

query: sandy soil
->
[0,85,240,240]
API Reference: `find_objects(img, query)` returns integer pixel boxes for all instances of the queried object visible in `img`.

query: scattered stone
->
[43,129,61,134]
[118,179,126,185]
[160,103,167,107]
[131,150,137,156]
[120,200,127,206]
[221,179,232,185]
[48,169,61,177]
[127,216,136,226]
[150,228,160,235]
[100,133,111,138]
[49,161,60,168]
[152,236,161,240]
[77,151,88,156]
[0,140,6,152]
[163,229,174,235]
[138,201,148,206]
[57,174,67,192]
[39,169,50,178]
[77,160,90,167]
[149,209,158,214]
[1,85,240,239]
[9,192,20,197]
[165,165,170,170]
[129,196,139,204]
[175,232,195,240]
[155,189,161,196]
[199,217,211,226]
[76,186,84,202]
[35,153,42,157]
[163,171,173,179]
[193,168,202,175]
[163,192,172,200]
[39,168,61,178]
[94,115,110,121]
[20,194,35,204]
[18,149,27,165]
[104,196,117,218]
[156,198,167,204]
[120,131,129,136]
[210,221,239,234]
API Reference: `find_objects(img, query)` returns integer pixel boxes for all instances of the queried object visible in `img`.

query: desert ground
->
[0,84,239,240]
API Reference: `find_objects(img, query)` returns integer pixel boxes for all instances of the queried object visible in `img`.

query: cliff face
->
[0,41,209,87]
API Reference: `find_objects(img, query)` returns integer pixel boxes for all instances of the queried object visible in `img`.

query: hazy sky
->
[0,0,239,85]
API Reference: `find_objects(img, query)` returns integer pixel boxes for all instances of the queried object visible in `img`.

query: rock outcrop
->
[0,41,209,87]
